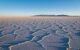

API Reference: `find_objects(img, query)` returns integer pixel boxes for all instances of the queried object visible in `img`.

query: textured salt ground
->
[0,17,80,50]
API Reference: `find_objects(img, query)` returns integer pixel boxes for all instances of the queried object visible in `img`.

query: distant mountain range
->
[34,14,69,17]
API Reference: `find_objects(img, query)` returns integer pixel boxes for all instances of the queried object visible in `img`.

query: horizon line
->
[0,14,80,17]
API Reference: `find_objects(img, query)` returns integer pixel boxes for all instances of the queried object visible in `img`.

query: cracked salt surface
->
[0,17,80,50]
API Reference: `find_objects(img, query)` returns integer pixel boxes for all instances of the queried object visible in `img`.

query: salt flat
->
[0,16,80,50]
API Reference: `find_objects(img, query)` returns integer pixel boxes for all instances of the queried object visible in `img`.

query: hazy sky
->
[0,0,80,16]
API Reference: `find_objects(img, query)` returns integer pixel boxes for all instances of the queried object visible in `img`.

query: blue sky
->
[0,0,80,16]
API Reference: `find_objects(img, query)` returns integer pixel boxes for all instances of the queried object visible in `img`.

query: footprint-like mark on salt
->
[74,31,80,36]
